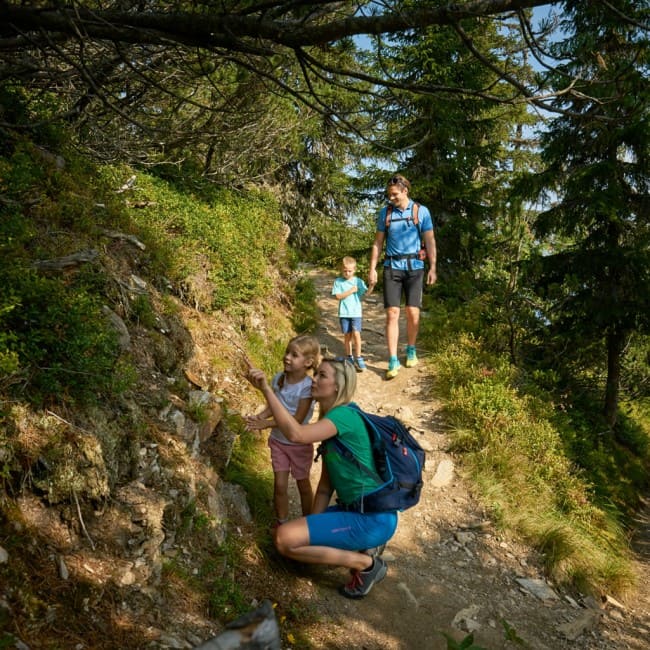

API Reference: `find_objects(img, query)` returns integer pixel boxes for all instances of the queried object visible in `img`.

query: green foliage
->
[98,166,287,312]
[224,416,275,534]
[511,0,650,424]
[208,574,248,619]
[291,276,319,334]
[299,214,373,269]
[0,268,121,406]
[430,334,641,595]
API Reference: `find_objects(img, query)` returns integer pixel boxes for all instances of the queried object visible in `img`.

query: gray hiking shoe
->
[339,556,387,599]
[361,543,386,557]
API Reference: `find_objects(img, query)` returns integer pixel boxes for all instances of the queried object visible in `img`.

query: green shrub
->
[0,269,121,405]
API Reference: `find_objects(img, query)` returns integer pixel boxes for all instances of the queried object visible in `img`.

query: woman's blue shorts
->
[306,506,398,551]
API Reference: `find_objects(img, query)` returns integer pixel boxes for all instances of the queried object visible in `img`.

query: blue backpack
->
[321,402,426,513]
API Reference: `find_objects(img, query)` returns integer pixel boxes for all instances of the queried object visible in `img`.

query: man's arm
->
[368,230,385,293]
[423,229,437,285]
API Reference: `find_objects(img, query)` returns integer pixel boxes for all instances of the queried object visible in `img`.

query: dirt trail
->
[292,268,650,650]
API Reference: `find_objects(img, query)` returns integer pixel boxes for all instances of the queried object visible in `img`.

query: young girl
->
[244,334,321,528]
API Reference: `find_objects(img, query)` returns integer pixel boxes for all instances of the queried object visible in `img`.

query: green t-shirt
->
[322,405,382,506]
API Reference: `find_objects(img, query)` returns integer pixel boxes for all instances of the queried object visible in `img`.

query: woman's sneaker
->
[355,356,366,372]
[339,556,387,599]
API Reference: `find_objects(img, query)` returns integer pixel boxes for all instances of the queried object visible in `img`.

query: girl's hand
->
[246,367,270,392]
[244,415,271,431]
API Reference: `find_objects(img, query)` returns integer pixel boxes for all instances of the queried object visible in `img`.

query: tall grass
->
[429,334,642,597]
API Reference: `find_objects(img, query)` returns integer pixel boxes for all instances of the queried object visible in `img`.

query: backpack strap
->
[383,202,424,267]
[385,202,420,230]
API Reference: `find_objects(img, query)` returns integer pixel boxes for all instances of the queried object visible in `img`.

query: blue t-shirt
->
[377,200,434,271]
[331,276,368,318]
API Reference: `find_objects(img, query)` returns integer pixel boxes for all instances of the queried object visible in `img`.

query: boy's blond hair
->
[342,256,357,269]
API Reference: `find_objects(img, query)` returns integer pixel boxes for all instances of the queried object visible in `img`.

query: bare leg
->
[344,332,353,357]
[352,330,362,358]
[405,305,420,347]
[275,518,372,572]
[385,306,400,358]
[296,477,314,516]
[273,471,290,522]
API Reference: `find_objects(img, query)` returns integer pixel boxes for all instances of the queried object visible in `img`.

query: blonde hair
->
[319,358,357,415]
[277,334,322,388]
[342,256,357,268]
[387,173,411,194]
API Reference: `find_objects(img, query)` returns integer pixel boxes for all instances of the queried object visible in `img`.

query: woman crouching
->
[246,356,397,598]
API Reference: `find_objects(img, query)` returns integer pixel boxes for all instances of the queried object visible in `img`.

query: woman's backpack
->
[324,402,426,513]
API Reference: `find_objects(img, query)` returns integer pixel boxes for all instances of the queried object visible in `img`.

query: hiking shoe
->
[385,357,401,379]
[355,356,366,372]
[361,543,386,557]
[339,557,387,599]
[406,345,418,368]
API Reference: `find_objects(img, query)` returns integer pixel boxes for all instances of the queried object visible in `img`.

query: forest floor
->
[274,268,650,650]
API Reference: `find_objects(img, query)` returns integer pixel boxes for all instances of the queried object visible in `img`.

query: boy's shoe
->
[346,355,355,365]
[385,357,401,379]
[339,556,387,599]
[355,356,367,372]
[405,345,418,368]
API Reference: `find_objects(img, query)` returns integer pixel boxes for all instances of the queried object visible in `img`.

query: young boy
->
[331,256,368,371]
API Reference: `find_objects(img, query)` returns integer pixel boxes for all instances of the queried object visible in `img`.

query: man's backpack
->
[385,202,427,263]
[323,402,426,513]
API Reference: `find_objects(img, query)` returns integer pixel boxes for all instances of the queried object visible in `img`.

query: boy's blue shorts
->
[306,505,398,551]
[339,317,363,334]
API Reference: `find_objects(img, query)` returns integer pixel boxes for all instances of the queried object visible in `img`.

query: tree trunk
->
[604,327,627,429]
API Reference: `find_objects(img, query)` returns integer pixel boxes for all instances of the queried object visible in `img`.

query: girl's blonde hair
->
[319,358,357,414]
[278,334,322,388]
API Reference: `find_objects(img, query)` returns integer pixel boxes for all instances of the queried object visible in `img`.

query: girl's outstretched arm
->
[246,368,336,444]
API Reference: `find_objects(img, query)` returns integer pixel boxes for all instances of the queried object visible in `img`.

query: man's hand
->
[367,268,378,293]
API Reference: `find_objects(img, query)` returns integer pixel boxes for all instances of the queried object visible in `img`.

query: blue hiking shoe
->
[355,356,367,372]
[386,357,401,379]
[406,345,418,368]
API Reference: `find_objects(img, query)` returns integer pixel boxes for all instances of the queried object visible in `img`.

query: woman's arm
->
[311,464,333,514]
[246,368,337,444]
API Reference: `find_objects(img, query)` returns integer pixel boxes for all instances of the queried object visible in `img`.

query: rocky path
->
[295,268,650,650]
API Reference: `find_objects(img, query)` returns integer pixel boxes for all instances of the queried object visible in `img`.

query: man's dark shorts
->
[383,267,424,309]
